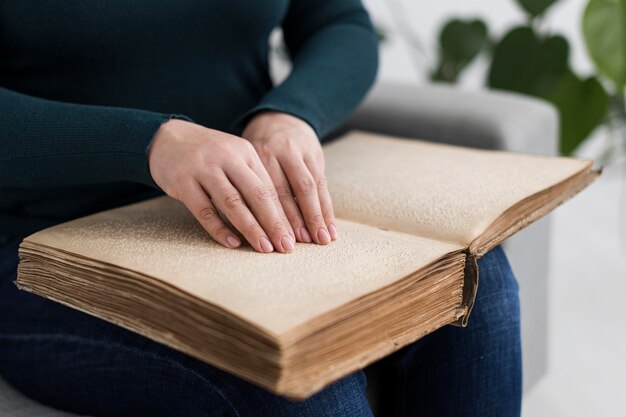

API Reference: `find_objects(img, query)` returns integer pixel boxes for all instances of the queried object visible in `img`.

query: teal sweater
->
[0,0,378,238]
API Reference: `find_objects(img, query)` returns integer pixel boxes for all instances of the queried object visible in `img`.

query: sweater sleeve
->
[0,86,189,188]
[232,0,379,138]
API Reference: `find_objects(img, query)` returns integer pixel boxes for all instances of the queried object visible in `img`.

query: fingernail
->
[281,235,294,252]
[259,236,274,253]
[317,227,331,244]
[328,223,338,240]
[226,235,241,248]
[299,227,312,243]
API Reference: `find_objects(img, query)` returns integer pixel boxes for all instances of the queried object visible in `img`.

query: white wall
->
[362,0,593,88]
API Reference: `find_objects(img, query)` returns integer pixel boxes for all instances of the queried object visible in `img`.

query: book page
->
[324,131,592,245]
[24,197,463,336]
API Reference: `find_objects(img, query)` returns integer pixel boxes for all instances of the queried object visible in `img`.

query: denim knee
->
[304,371,373,417]
[0,334,239,417]
[250,371,373,417]
[465,245,522,371]
[474,245,520,322]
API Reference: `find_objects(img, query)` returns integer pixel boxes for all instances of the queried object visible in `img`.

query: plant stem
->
[612,90,626,118]
[384,0,430,75]
[612,91,626,151]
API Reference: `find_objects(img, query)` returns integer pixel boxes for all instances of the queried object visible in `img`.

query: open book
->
[16,131,598,399]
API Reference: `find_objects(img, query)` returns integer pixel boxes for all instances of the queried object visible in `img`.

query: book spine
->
[451,250,478,327]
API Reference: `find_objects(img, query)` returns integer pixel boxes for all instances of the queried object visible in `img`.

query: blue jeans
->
[0,239,521,417]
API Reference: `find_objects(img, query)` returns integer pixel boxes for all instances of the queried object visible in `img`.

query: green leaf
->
[582,0,626,89]
[547,70,610,155]
[431,19,488,83]
[516,0,559,17]
[488,26,569,97]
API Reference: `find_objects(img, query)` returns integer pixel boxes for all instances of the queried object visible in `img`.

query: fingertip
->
[328,223,338,240]
[299,227,312,243]
[317,227,331,245]
[280,235,295,253]
[259,236,274,253]
[226,235,241,248]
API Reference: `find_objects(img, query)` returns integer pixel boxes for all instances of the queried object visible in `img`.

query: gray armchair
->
[0,82,557,416]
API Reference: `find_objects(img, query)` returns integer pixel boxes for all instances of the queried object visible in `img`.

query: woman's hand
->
[148,119,295,253]
[242,111,337,245]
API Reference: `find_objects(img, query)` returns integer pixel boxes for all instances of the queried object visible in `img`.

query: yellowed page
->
[324,131,592,245]
[24,197,462,336]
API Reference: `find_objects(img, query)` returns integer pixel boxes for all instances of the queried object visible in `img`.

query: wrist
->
[243,110,316,141]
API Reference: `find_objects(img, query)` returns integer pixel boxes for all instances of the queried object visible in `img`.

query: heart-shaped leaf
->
[582,0,626,89]
[516,0,559,17]
[488,26,569,97]
[431,19,488,83]
[547,70,610,155]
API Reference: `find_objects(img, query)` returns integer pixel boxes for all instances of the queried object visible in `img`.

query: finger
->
[248,156,296,242]
[203,170,276,253]
[179,181,242,249]
[304,155,338,240]
[224,164,295,253]
[260,157,309,243]
[281,157,331,245]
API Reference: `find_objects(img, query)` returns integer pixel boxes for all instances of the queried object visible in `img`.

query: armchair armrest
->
[328,81,558,157]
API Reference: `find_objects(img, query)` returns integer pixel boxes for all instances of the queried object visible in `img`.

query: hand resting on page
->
[148,114,336,254]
